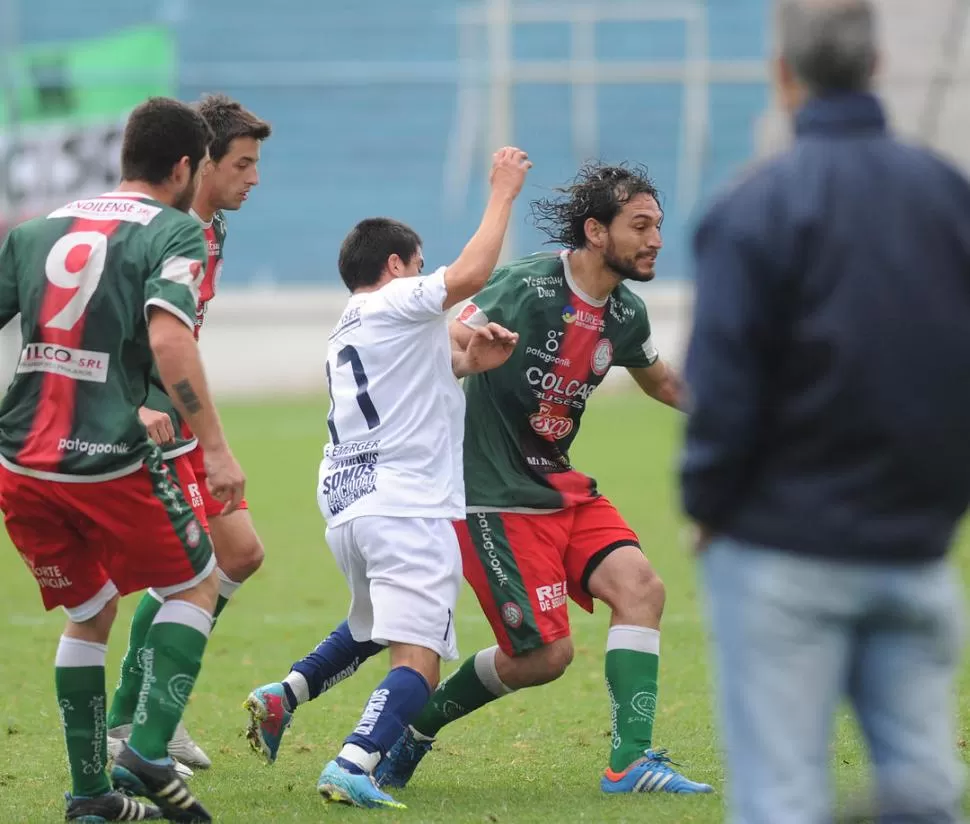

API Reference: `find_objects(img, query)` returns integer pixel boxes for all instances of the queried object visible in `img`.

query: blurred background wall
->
[1,0,967,395]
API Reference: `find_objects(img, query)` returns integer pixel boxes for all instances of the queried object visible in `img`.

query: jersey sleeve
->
[375,266,448,323]
[455,266,518,329]
[0,233,20,330]
[143,218,206,330]
[612,297,661,368]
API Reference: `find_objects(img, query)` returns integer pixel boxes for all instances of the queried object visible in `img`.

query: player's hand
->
[139,407,176,446]
[489,147,532,200]
[464,322,519,374]
[202,444,246,516]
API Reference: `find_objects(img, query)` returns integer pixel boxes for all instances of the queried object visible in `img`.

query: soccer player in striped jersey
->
[375,163,714,796]
[0,97,246,823]
[106,95,271,771]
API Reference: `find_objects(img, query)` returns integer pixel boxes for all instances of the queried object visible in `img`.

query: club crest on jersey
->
[591,339,613,376]
[529,401,574,440]
[501,601,524,629]
[185,519,201,549]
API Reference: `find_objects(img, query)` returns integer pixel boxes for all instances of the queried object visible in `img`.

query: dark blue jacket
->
[681,92,970,562]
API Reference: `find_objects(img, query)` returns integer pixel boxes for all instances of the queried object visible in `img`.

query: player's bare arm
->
[148,309,245,513]
[442,147,532,311]
[449,318,475,352]
[452,322,519,378]
[627,360,686,410]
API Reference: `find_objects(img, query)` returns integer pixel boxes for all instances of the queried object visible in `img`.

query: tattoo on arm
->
[172,379,203,414]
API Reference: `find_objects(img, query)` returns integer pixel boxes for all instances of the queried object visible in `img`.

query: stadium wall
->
[0,282,694,399]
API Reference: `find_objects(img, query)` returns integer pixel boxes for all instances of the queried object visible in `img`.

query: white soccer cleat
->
[107,724,196,779]
[167,720,212,770]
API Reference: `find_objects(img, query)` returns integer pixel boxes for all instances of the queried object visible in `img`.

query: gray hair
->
[779,0,877,94]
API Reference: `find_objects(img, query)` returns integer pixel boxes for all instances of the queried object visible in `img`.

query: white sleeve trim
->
[144,297,195,331]
[457,303,490,329]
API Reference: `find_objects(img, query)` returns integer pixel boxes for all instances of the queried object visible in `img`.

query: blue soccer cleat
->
[243,683,293,764]
[601,748,714,794]
[317,760,406,809]
[374,726,434,789]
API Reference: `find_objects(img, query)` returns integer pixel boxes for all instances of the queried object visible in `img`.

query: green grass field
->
[1,393,968,823]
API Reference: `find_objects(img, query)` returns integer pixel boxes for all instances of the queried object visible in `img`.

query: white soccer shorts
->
[325,515,461,661]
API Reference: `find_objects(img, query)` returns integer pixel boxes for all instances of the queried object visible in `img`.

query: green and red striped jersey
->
[0,191,205,481]
[145,208,227,459]
[459,251,658,511]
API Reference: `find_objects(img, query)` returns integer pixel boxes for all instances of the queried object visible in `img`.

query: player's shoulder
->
[609,281,648,315]
[606,282,650,330]
[213,210,229,238]
[485,251,565,294]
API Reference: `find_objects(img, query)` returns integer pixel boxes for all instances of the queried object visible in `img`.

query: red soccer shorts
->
[180,422,248,518]
[169,452,210,531]
[456,496,640,656]
[1,455,213,621]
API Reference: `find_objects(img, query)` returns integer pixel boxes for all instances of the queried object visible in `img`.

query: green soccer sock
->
[55,636,111,798]
[127,600,213,761]
[410,646,514,738]
[106,590,163,730]
[606,625,661,773]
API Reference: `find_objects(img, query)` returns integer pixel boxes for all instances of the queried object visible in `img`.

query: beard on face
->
[604,236,656,282]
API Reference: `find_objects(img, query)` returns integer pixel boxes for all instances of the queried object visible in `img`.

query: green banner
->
[0,25,176,231]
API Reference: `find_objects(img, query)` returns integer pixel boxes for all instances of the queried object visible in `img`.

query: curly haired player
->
[249,162,714,796]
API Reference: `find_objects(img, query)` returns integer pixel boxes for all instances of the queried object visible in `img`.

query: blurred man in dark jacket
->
[682,1,970,822]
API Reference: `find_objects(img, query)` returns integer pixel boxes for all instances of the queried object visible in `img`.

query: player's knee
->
[213,528,264,582]
[598,554,665,623]
[636,564,666,613]
[90,594,120,635]
[516,638,573,689]
[543,637,574,679]
[66,593,119,644]
[169,567,221,614]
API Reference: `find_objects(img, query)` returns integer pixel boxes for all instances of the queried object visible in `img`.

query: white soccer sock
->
[337,742,381,774]
[152,600,213,638]
[56,636,109,668]
[606,625,660,654]
[283,671,310,707]
[473,646,514,697]
[217,567,242,602]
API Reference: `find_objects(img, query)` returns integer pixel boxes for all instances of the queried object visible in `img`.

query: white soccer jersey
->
[318,267,466,526]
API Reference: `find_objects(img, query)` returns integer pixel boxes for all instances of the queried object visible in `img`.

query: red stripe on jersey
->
[193,223,221,340]
[540,296,606,505]
[17,217,123,471]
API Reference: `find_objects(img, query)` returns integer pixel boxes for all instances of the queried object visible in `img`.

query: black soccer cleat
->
[109,744,212,824]
[65,789,163,821]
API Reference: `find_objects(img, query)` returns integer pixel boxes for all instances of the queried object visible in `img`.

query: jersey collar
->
[560,250,607,308]
[100,190,154,199]
[189,208,214,229]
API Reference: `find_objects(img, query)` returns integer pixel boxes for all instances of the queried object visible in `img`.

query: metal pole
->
[918,0,970,144]
[0,0,22,219]
[570,7,599,165]
[486,0,515,261]
[676,1,710,223]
